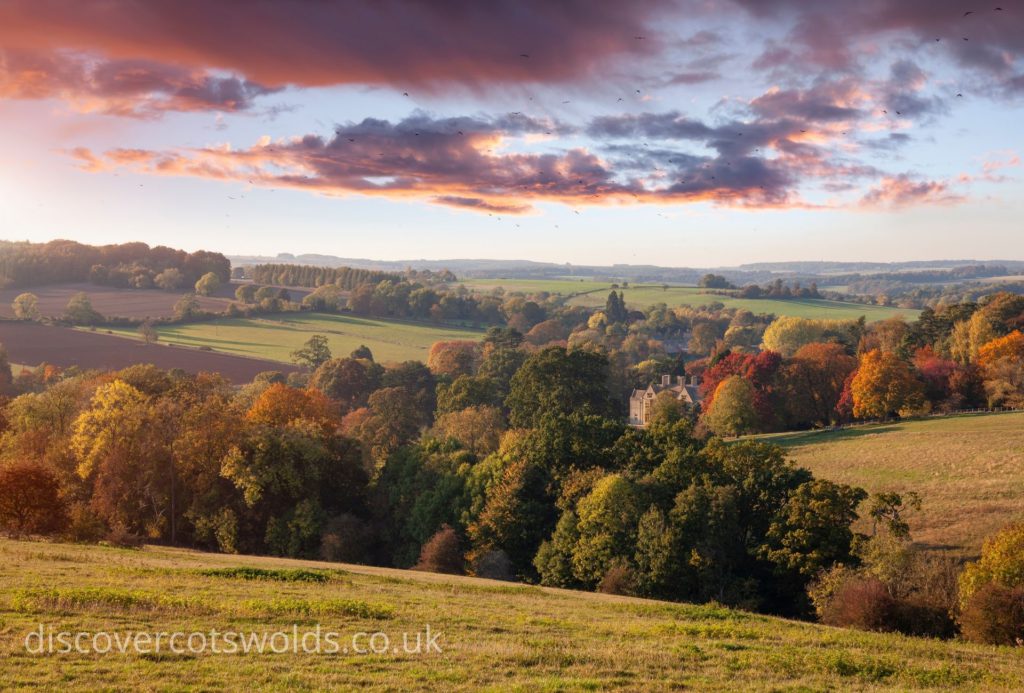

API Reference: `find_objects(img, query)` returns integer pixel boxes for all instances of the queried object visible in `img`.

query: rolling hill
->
[3,538,1022,691]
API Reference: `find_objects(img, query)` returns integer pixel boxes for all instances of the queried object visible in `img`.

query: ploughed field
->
[2,538,1021,691]
[103,313,486,365]
[0,322,297,383]
[0,283,232,320]
[760,411,1024,556]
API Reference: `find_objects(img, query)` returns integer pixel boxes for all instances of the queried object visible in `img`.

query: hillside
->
[103,313,485,364]
[761,412,1024,555]
[3,538,1022,691]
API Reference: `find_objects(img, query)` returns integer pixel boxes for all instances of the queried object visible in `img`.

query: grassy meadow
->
[458,278,915,322]
[104,313,485,365]
[3,538,1023,691]
[761,411,1024,555]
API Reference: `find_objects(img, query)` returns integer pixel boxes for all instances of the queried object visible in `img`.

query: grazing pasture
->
[104,313,485,364]
[457,278,916,322]
[2,538,1021,691]
[761,411,1024,555]
[0,322,296,383]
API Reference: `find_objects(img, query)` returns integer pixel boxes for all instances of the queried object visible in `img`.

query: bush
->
[414,525,464,575]
[473,549,514,581]
[819,576,896,631]
[65,502,107,543]
[597,559,636,596]
[104,523,145,549]
[959,583,1024,645]
[815,570,956,638]
[319,514,372,564]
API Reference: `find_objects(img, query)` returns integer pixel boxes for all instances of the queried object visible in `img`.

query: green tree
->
[173,293,201,320]
[235,284,258,303]
[194,271,221,296]
[959,524,1024,609]
[507,347,617,428]
[309,357,382,411]
[154,268,184,291]
[702,376,758,436]
[12,292,40,320]
[572,474,639,586]
[64,292,103,325]
[290,335,332,369]
[534,511,581,588]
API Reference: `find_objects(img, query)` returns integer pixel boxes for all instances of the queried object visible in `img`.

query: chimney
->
[661,374,671,386]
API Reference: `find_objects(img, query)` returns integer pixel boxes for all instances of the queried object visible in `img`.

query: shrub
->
[959,583,1024,645]
[415,525,464,575]
[959,524,1024,609]
[319,513,372,564]
[104,523,145,548]
[473,549,514,581]
[819,576,896,631]
[65,502,107,543]
[597,559,636,596]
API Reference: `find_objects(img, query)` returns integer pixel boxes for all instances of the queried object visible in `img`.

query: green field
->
[458,278,916,321]
[568,286,917,321]
[760,411,1024,555]
[105,314,484,365]
[457,277,613,295]
[2,538,1021,691]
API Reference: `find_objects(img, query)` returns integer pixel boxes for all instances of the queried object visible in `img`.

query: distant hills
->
[228,252,1024,286]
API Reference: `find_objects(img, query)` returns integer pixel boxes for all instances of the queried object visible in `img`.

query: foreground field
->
[2,539,1020,691]
[105,313,485,364]
[762,412,1024,555]
[0,322,297,383]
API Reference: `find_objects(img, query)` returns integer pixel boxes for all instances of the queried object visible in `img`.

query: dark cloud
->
[0,50,276,116]
[0,0,671,92]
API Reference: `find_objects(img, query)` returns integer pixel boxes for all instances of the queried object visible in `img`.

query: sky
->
[1,0,1022,267]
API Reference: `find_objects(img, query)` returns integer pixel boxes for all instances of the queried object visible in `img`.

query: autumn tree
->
[0,461,68,536]
[850,350,925,420]
[194,271,221,296]
[427,340,479,379]
[778,342,857,427]
[432,405,505,457]
[154,268,184,290]
[12,292,40,320]
[977,331,1024,407]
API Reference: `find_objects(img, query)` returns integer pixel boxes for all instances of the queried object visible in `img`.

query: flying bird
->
[957,93,963,97]
[520,53,530,58]
[402,92,409,97]
[963,10,974,16]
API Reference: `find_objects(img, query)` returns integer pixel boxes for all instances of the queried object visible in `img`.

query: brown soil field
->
[0,283,231,320]
[0,321,298,383]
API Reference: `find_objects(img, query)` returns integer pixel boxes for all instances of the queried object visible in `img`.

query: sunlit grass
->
[2,538,1022,690]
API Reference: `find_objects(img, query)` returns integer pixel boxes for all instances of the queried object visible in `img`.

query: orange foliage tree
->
[850,350,925,420]
[977,331,1024,407]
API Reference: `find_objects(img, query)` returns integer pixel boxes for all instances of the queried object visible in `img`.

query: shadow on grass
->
[764,424,905,448]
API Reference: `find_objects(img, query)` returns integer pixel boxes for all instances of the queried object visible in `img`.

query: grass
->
[758,411,1024,555]
[567,285,917,321]
[2,539,1023,690]
[102,313,485,365]
[459,278,915,321]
